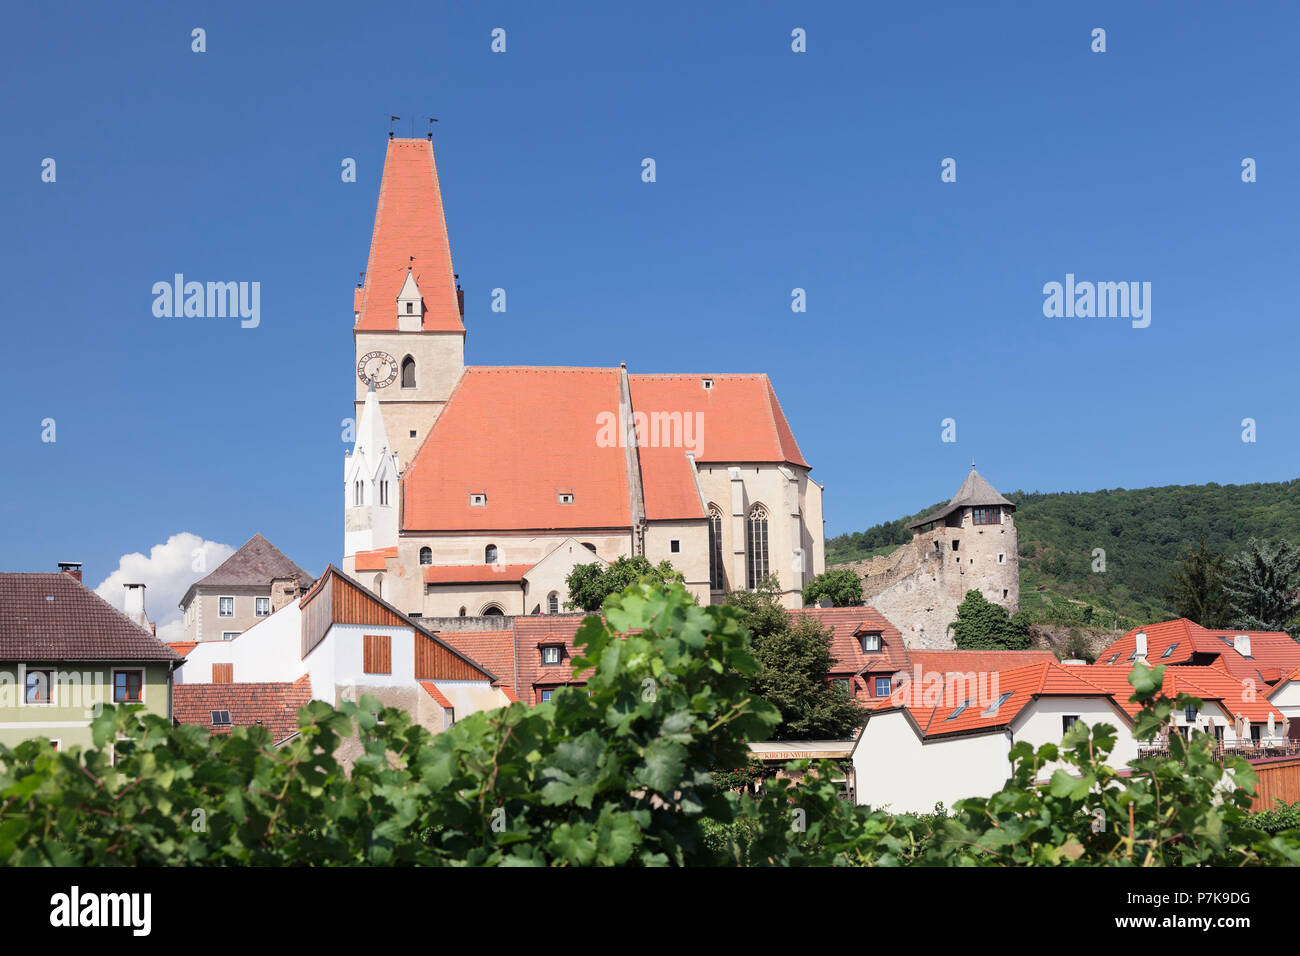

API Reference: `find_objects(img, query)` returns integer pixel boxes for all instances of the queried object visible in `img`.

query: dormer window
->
[558,492,574,505]
[406,302,414,314]
[702,378,713,390]
[860,632,881,653]
[469,493,487,507]
[541,645,562,665]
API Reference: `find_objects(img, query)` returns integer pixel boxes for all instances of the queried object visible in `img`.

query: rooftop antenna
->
[388,115,400,138]
[427,117,438,141]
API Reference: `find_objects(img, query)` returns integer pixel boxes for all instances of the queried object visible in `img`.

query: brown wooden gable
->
[415,631,493,682]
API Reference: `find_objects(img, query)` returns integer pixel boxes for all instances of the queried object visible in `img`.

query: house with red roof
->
[176,565,512,760]
[850,661,1148,812]
[1093,619,1300,690]
[341,136,824,618]
[0,563,183,751]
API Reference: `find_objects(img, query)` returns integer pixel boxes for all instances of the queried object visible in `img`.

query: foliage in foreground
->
[2,583,1299,865]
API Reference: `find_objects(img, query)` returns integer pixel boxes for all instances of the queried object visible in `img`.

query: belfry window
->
[401,355,416,389]
[419,547,432,565]
[746,505,769,590]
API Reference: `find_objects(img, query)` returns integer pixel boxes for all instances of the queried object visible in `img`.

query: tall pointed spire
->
[354,138,462,332]
[354,380,393,475]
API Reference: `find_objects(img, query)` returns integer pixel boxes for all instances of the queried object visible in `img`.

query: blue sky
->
[2,1,1297,626]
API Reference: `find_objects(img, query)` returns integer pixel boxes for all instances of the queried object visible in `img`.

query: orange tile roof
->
[403,368,633,532]
[166,641,198,657]
[353,547,397,572]
[792,607,906,681]
[892,661,1119,740]
[437,629,516,684]
[419,680,453,709]
[1085,663,1285,724]
[422,564,532,584]
[908,649,1058,677]
[627,374,808,468]
[172,674,312,744]
[355,139,463,332]
[513,616,596,698]
[1094,619,1300,686]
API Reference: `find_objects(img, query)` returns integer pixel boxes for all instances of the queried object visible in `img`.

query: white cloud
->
[94,533,235,642]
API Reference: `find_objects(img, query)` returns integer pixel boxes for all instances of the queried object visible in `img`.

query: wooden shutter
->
[364,634,391,675]
[212,663,233,684]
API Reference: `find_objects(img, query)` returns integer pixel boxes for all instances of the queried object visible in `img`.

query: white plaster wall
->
[853,712,1013,813]
[327,624,415,697]
[1011,696,1138,779]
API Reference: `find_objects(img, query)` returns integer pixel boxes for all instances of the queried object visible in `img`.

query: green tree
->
[949,590,1031,650]
[564,555,684,611]
[802,568,864,608]
[1224,538,1300,637]
[727,577,864,740]
[1163,539,1230,627]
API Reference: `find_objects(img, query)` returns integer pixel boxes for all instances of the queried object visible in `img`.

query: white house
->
[175,565,512,750]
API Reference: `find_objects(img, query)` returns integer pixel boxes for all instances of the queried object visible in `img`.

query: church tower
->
[353,136,467,468]
[344,377,400,558]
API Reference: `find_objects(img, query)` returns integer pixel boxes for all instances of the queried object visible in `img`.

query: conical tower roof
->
[907,467,1014,530]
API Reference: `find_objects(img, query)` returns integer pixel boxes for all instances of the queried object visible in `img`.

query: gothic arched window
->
[708,506,725,591]
[485,544,499,564]
[482,604,504,617]
[746,504,769,590]
[419,547,432,565]
[401,355,416,389]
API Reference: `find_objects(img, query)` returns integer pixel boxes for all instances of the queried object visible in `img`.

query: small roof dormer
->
[397,268,424,331]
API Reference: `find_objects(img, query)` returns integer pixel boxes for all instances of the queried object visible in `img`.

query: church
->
[342,136,825,618]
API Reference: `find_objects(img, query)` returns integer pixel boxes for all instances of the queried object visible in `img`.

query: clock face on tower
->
[357,351,397,388]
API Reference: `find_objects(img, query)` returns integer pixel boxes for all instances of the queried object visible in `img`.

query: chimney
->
[1135,630,1148,663]
[1234,633,1253,658]
[123,583,148,628]
[57,561,82,583]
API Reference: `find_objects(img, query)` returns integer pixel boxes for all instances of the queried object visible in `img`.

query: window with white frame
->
[222,631,239,642]
[255,597,270,617]
[541,645,561,665]
[218,596,234,617]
